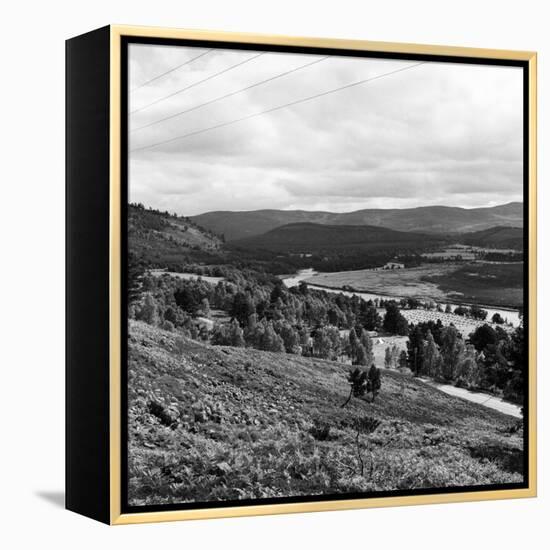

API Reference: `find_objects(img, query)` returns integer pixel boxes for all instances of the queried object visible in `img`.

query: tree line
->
[385,318,525,404]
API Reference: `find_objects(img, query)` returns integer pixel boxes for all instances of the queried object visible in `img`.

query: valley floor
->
[127,321,524,507]
[304,262,523,310]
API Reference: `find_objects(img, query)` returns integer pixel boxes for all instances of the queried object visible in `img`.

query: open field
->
[306,265,457,300]
[305,262,523,309]
[128,320,523,506]
[422,263,523,309]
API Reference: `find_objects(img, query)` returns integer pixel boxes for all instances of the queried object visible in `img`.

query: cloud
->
[128,44,523,215]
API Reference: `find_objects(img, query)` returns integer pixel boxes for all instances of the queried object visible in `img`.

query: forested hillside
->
[128,203,225,268]
[232,222,443,254]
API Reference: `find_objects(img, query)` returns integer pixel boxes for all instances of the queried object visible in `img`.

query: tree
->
[174,287,200,315]
[359,329,374,366]
[260,321,285,352]
[469,324,498,352]
[228,318,245,347]
[455,343,480,388]
[298,281,309,296]
[492,312,505,324]
[439,326,465,381]
[270,280,285,303]
[384,347,393,369]
[349,329,359,359]
[354,342,368,366]
[277,321,301,354]
[299,326,312,356]
[479,342,509,390]
[163,305,180,326]
[231,292,255,326]
[367,364,382,401]
[314,326,341,360]
[359,303,381,331]
[407,325,426,376]
[454,305,469,316]
[469,305,488,321]
[211,324,228,345]
[136,292,159,325]
[382,302,409,335]
[422,330,442,378]
[341,368,368,407]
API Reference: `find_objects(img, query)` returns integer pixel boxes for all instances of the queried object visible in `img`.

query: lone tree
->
[341,368,368,407]
[342,364,382,407]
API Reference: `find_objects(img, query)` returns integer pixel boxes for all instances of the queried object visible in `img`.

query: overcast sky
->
[128,43,523,216]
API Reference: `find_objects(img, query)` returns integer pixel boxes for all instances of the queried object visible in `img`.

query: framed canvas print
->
[66,25,537,525]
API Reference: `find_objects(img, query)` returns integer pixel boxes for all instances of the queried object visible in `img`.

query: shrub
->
[161,320,174,332]
[174,336,186,354]
[309,419,332,441]
[148,401,177,427]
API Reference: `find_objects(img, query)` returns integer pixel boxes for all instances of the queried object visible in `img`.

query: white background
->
[1,0,547,548]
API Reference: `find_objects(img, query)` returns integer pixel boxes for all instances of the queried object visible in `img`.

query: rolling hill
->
[460,226,524,250]
[191,202,523,241]
[128,320,523,506]
[231,222,443,254]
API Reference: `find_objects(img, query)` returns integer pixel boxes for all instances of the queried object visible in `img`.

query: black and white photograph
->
[125,41,527,509]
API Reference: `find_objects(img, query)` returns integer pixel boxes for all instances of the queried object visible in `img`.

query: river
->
[282,269,521,327]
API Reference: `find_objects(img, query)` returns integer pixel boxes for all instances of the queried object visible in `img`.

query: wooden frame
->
[66,24,537,525]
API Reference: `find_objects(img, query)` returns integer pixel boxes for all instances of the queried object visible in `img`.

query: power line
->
[130,62,426,153]
[130,49,212,93]
[130,55,330,133]
[130,52,266,115]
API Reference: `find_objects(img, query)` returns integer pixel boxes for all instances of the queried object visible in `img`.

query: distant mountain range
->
[191,202,523,241]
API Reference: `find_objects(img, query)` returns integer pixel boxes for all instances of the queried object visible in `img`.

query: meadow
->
[304,262,523,309]
[423,263,523,309]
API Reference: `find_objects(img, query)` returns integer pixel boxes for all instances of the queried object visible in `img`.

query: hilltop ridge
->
[191,202,523,241]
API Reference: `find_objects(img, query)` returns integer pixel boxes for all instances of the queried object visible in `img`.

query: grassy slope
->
[128,320,523,506]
